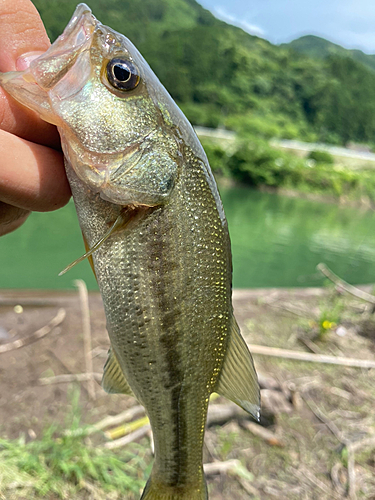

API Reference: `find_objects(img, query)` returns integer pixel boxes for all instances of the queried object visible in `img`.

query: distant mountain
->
[284,35,375,73]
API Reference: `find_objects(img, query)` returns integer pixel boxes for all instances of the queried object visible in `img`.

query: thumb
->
[0,0,50,72]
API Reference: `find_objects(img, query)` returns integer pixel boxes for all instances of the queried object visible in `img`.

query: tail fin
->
[140,477,207,500]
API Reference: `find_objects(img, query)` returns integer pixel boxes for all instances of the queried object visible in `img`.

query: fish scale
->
[0,4,260,499]
[68,151,232,487]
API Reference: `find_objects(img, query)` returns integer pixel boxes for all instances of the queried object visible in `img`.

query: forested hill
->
[32,0,375,146]
[285,35,375,74]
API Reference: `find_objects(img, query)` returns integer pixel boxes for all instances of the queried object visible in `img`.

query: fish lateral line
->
[58,204,157,276]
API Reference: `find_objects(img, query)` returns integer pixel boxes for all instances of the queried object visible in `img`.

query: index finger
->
[0,0,60,148]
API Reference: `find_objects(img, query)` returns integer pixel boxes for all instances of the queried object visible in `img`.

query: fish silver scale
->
[66,143,232,487]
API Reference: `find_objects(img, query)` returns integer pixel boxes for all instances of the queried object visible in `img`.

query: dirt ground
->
[1,285,375,499]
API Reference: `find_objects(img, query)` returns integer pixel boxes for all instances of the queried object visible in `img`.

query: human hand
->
[0,0,70,236]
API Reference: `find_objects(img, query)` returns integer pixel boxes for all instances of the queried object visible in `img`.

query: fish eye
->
[106,58,140,91]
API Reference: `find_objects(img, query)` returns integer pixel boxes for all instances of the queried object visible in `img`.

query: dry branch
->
[0,308,66,353]
[0,297,60,307]
[94,405,144,432]
[203,459,241,475]
[75,279,95,400]
[39,372,102,385]
[331,462,346,497]
[207,403,246,426]
[349,435,375,453]
[103,424,151,449]
[317,263,375,304]
[291,466,340,499]
[105,416,150,440]
[347,446,357,500]
[301,395,345,443]
[64,404,145,437]
[301,393,370,498]
[248,343,375,368]
[241,420,285,447]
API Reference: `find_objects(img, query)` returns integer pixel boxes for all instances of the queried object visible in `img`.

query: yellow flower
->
[322,320,332,330]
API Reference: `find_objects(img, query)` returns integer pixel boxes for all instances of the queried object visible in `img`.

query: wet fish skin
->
[0,4,259,499]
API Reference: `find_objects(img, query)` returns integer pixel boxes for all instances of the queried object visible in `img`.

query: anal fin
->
[215,316,260,421]
[102,348,135,396]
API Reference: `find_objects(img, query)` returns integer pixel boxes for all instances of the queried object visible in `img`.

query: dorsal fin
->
[215,317,260,421]
[102,348,135,396]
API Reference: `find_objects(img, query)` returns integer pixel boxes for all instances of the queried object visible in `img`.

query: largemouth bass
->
[0,4,259,499]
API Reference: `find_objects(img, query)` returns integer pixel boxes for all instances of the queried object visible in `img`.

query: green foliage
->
[286,35,375,74]
[317,289,344,340]
[199,140,230,176]
[202,136,375,201]
[308,150,334,164]
[179,102,223,128]
[225,139,297,187]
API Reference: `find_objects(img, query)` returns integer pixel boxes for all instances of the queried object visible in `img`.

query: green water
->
[1,188,375,289]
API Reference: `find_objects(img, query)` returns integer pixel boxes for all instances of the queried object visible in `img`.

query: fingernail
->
[16,51,45,71]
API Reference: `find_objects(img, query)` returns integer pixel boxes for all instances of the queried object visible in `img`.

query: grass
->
[0,389,150,500]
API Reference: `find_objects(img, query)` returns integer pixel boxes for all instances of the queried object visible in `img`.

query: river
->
[1,187,375,290]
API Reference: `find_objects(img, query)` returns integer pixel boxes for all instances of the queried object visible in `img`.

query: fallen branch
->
[317,263,375,305]
[302,394,365,499]
[94,405,144,432]
[105,416,149,440]
[65,405,145,437]
[103,424,151,449]
[203,459,241,475]
[236,476,260,497]
[346,435,375,499]
[75,279,95,400]
[248,344,375,369]
[291,466,340,499]
[349,435,375,454]
[39,372,102,385]
[301,395,345,443]
[331,462,346,497]
[207,403,246,426]
[0,297,60,307]
[347,446,357,500]
[241,420,285,447]
[0,308,66,353]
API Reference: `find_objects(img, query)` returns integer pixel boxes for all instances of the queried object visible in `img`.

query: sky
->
[198,0,375,54]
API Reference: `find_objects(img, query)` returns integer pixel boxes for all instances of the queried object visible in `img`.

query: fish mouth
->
[28,4,96,91]
[0,4,99,125]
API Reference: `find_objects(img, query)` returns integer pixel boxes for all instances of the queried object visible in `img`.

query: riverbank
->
[202,134,375,209]
[217,176,375,210]
[1,285,375,499]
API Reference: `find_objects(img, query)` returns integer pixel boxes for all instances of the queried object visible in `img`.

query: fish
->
[0,4,260,499]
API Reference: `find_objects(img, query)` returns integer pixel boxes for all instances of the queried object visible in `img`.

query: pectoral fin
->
[59,214,123,276]
[215,317,260,421]
[83,234,97,280]
[102,348,135,396]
